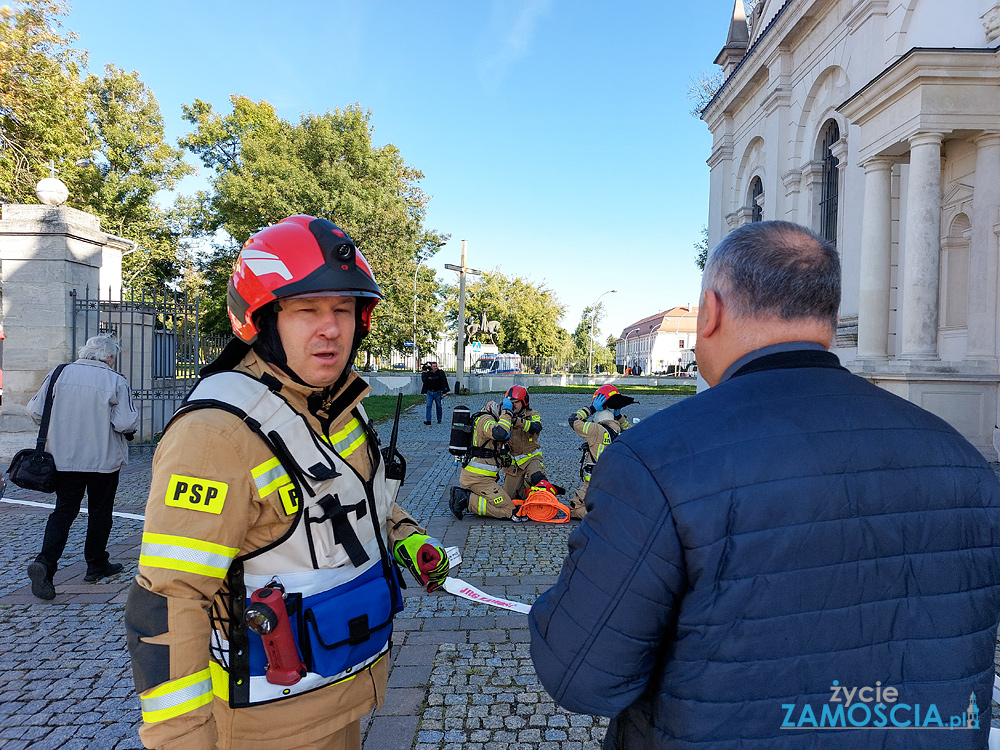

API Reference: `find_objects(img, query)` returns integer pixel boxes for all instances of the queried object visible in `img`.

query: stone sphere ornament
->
[36,176,69,206]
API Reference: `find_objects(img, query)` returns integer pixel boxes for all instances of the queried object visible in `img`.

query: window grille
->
[820,121,840,245]
[750,177,763,223]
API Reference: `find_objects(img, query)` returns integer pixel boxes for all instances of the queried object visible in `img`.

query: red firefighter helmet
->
[505,385,529,407]
[227,215,382,344]
[593,384,619,407]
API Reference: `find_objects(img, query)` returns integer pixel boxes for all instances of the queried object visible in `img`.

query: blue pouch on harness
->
[300,562,401,678]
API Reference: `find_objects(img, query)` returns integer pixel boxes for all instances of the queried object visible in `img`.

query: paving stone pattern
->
[5,387,995,747]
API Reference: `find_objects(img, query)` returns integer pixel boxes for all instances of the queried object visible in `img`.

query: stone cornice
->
[781,168,802,193]
[845,0,889,35]
[707,141,735,169]
[763,85,792,115]
[839,47,1000,125]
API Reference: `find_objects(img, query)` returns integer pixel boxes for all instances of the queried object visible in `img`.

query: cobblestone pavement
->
[6,387,994,748]
[0,389,681,749]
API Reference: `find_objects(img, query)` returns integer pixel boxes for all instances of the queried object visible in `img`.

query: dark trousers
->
[425,391,443,422]
[35,470,120,578]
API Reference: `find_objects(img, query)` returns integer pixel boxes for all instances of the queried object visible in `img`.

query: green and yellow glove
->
[393,534,449,592]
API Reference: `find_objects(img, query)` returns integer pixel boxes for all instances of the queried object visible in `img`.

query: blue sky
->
[66,0,735,341]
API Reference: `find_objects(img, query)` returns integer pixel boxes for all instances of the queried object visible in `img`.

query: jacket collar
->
[237,349,370,419]
[724,343,846,383]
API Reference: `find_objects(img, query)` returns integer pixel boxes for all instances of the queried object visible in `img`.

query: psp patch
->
[277,483,300,516]
[165,475,228,514]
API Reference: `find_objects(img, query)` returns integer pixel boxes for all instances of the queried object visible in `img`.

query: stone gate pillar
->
[0,203,126,463]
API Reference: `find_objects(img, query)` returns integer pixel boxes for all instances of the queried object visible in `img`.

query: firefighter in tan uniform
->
[500,385,554,501]
[449,399,520,520]
[124,216,450,750]
[568,384,633,519]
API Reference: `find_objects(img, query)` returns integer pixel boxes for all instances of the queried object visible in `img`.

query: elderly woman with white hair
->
[24,333,139,600]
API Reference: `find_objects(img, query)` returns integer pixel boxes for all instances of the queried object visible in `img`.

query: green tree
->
[695,225,709,270]
[570,302,608,373]
[79,65,193,288]
[177,97,445,347]
[603,334,618,373]
[0,6,192,291]
[443,269,566,356]
[0,0,89,203]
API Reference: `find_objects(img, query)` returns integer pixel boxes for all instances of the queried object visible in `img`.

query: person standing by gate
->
[25,333,138,600]
[421,360,450,425]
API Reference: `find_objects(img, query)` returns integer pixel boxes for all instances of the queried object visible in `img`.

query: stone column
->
[967,132,1000,362]
[0,204,105,462]
[899,132,944,360]
[857,158,894,361]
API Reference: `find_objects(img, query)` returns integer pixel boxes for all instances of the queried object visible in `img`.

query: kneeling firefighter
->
[500,385,555,500]
[568,384,634,519]
[124,216,449,750]
[449,398,519,520]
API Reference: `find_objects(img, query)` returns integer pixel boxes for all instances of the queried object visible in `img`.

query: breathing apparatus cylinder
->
[449,405,473,457]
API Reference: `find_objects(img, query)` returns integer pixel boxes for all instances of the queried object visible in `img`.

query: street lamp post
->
[412,241,446,372]
[622,328,635,372]
[412,259,425,372]
[588,289,617,375]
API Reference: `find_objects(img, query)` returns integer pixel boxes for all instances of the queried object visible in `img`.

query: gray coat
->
[27,359,139,472]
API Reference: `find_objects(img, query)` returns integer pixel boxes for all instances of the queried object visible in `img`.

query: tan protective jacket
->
[571,408,631,481]
[505,407,543,470]
[126,351,421,750]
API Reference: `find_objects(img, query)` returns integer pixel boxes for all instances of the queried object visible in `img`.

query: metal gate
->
[71,286,228,447]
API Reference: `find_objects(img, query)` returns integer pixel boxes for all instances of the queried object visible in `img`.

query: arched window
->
[820,120,840,245]
[749,177,763,223]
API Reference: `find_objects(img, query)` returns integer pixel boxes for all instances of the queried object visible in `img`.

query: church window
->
[820,120,840,245]
[749,177,763,223]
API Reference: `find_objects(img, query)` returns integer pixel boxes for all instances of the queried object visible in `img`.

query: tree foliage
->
[686,69,725,118]
[0,0,88,202]
[176,97,446,346]
[79,65,193,288]
[443,269,567,357]
[694,225,709,271]
[569,302,613,372]
[0,3,191,290]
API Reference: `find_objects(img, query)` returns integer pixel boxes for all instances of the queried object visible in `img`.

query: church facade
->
[703,0,1000,457]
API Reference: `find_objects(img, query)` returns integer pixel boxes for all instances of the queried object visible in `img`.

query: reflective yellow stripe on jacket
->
[465,461,500,477]
[140,668,213,723]
[322,417,367,458]
[514,450,542,467]
[139,533,239,578]
[252,457,289,497]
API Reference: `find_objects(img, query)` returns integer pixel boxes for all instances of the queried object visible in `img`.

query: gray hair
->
[79,334,120,363]
[702,220,841,329]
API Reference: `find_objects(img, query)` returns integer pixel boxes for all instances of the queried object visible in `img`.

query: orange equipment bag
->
[513,486,570,523]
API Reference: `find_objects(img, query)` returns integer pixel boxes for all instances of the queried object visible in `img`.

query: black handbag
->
[7,364,68,493]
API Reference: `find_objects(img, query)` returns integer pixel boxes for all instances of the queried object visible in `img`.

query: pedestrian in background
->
[530,220,1000,749]
[26,333,138,600]
[421,360,450,424]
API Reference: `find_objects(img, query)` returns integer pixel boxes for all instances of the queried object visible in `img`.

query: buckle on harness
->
[315,493,370,566]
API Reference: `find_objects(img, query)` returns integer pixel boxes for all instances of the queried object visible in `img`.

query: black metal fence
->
[71,286,229,446]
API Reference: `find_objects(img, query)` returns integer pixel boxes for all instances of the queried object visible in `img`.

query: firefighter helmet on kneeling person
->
[505,385,529,409]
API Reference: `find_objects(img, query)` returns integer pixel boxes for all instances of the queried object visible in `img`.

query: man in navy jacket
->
[530,220,1000,749]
